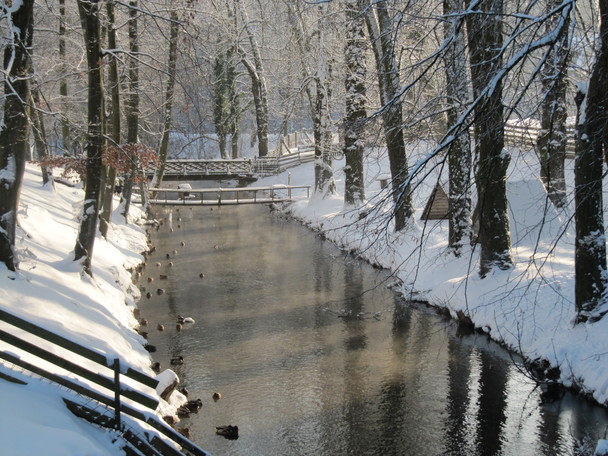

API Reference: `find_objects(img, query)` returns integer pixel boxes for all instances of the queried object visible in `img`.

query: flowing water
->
[138,203,608,456]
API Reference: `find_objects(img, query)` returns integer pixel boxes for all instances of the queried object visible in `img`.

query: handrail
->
[0,307,211,454]
[0,308,156,389]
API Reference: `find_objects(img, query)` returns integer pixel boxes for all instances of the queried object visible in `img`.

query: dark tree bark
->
[152,10,179,190]
[99,0,120,238]
[30,86,54,186]
[122,1,146,217]
[444,0,472,256]
[364,0,412,231]
[574,0,608,323]
[74,0,104,276]
[537,0,571,208]
[466,0,512,277]
[58,0,71,155]
[343,0,367,207]
[237,0,269,158]
[0,0,35,271]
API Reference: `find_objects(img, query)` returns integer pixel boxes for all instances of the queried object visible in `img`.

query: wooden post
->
[113,358,121,429]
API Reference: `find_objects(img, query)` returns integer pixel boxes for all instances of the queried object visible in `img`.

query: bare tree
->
[363,0,413,231]
[443,0,472,256]
[574,0,608,323]
[537,0,571,208]
[74,0,104,276]
[0,0,35,271]
[466,0,512,277]
[343,0,367,207]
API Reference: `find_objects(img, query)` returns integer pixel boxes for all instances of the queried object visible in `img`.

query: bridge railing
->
[148,185,311,206]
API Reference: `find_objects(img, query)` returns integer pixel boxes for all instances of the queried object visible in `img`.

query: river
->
[138,203,608,456]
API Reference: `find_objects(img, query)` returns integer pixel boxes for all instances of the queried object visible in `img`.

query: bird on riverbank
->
[152,362,160,372]
[157,324,164,331]
[212,392,221,402]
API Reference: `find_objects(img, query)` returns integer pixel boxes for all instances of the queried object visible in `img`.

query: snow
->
[0,164,185,455]
[2,139,608,453]
[257,142,608,409]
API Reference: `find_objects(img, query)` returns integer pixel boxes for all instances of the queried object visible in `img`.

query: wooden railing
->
[504,120,576,157]
[0,308,210,456]
[148,185,311,206]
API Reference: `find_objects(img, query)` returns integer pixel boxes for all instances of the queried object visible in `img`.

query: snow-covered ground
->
[257,142,608,411]
[0,165,186,455]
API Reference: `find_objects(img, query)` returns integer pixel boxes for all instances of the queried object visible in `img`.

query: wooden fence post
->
[113,358,121,429]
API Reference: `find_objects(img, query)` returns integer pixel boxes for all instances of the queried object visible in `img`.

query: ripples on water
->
[140,204,608,456]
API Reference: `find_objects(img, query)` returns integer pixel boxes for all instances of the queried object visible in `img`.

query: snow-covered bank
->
[257,143,608,408]
[0,164,184,455]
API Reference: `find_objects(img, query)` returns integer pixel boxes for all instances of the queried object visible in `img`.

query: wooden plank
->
[0,308,158,390]
[0,329,159,410]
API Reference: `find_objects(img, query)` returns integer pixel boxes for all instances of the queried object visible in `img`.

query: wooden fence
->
[504,121,576,157]
[0,308,210,456]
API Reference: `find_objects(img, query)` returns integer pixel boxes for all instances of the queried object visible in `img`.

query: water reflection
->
[139,204,608,456]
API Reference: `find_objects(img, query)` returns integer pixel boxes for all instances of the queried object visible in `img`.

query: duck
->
[157,324,165,331]
[168,262,174,267]
[151,362,161,372]
[159,274,168,280]
[177,427,190,438]
[172,249,178,254]
[185,398,203,413]
[170,356,184,365]
[155,262,161,267]
[215,425,238,440]
[166,253,171,259]
[180,241,186,247]
[212,392,221,402]
[199,273,205,279]
[177,315,195,324]
[163,415,176,425]
[144,344,156,353]
[176,406,190,418]
[178,386,189,396]
[147,277,154,283]
[176,323,182,331]
[138,330,148,339]
[139,318,148,326]
[157,288,165,295]
[146,292,152,299]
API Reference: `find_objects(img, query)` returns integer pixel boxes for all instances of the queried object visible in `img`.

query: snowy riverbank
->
[0,164,186,455]
[257,143,608,410]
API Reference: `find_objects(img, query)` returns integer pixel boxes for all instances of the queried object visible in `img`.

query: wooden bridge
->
[148,185,311,206]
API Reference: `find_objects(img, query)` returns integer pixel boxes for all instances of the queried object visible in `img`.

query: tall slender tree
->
[58,0,71,155]
[152,10,180,189]
[99,0,121,237]
[364,0,412,231]
[443,0,472,256]
[74,0,104,275]
[466,0,512,277]
[537,0,571,208]
[574,0,608,323]
[343,0,367,207]
[0,0,35,271]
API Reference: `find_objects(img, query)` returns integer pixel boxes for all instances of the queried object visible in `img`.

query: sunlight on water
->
[139,204,608,456]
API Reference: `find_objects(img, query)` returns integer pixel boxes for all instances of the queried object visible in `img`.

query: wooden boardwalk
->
[148,185,311,206]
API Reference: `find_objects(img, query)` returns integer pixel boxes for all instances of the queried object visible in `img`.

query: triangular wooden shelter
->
[421,183,450,220]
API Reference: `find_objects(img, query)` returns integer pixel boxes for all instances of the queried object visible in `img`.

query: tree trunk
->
[30,86,54,186]
[364,0,412,231]
[237,0,269,158]
[314,2,336,198]
[74,0,104,276]
[466,0,512,277]
[343,0,367,207]
[537,0,570,208]
[574,0,608,323]
[444,0,472,255]
[58,0,71,155]
[0,0,35,271]
[100,0,120,238]
[152,11,179,191]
